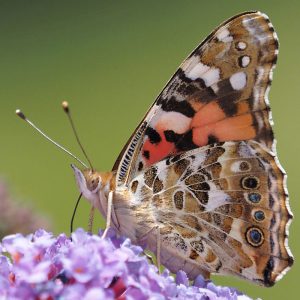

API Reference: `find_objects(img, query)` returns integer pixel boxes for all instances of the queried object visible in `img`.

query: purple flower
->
[0,228,253,299]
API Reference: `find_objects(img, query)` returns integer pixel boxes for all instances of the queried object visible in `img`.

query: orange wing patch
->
[192,113,255,146]
[191,100,255,146]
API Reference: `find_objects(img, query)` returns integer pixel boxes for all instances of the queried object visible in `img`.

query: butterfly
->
[72,11,293,286]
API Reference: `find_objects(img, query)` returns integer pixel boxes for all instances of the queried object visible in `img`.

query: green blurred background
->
[0,0,298,298]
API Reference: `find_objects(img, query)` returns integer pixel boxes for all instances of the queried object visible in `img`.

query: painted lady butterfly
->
[72,11,293,286]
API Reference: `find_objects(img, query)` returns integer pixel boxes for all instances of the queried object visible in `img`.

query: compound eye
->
[93,179,97,188]
[88,177,99,191]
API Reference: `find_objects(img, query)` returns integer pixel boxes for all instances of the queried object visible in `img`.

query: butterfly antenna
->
[62,101,94,171]
[15,109,88,168]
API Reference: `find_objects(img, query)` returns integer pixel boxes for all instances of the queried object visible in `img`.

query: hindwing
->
[127,141,293,286]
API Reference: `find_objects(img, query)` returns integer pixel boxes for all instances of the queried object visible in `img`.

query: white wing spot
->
[211,83,219,94]
[229,72,247,90]
[155,111,191,134]
[241,56,250,67]
[236,41,247,50]
[205,190,230,211]
[216,28,233,43]
[183,58,220,86]
[201,67,220,87]
[185,60,210,80]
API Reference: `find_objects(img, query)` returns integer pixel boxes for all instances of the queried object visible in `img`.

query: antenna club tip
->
[62,101,69,113]
[15,109,26,120]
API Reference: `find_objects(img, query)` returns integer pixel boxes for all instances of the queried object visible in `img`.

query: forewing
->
[128,141,293,286]
[114,11,279,186]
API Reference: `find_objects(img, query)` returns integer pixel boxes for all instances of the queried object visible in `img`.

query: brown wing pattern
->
[127,141,293,286]
[114,12,279,186]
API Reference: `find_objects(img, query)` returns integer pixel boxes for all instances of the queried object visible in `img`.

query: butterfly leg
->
[87,205,95,234]
[143,251,155,265]
[136,226,161,270]
[101,190,113,239]
[156,227,161,274]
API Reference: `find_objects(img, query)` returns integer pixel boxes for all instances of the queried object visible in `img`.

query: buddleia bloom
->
[0,228,252,299]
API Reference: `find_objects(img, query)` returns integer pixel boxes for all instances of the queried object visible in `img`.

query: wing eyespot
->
[253,210,265,222]
[247,192,262,203]
[241,175,260,189]
[246,227,264,247]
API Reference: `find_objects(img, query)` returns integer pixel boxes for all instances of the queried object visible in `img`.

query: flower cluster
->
[0,228,252,299]
[0,182,50,239]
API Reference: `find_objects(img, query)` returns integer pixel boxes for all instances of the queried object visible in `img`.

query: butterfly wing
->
[111,11,293,285]
[126,141,293,286]
[114,11,278,186]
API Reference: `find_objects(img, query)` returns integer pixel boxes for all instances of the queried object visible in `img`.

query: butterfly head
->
[71,164,102,201]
